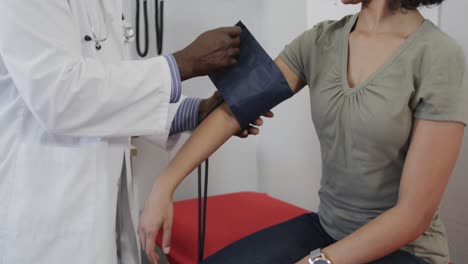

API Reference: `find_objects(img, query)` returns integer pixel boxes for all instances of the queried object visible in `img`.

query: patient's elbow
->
[397,203,436,240]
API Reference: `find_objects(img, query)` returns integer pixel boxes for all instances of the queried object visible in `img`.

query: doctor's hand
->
[139,184,174,264]
[199,92,274,138]
[174,26,241,81]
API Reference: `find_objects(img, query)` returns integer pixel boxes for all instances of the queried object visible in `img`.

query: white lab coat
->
[0,0,182,263]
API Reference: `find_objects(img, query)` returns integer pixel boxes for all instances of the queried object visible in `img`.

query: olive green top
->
[280,13,466,264]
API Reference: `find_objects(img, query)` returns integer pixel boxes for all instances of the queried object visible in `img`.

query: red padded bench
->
[157,192,309,264]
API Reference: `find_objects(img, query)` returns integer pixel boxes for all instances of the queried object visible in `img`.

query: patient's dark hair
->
[391,0,445,10]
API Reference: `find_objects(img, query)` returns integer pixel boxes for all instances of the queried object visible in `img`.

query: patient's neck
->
[358,0,424,36]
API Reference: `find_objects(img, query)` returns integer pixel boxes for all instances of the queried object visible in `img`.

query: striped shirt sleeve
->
[164,54,182,103]
[169,97,202,135]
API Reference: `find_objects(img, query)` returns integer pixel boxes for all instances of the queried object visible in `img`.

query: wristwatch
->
[308,249,332,264]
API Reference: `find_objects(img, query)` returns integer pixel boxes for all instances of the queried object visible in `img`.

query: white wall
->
[438,2,468,263]
[256,0,322,211]
[129,0,263,206]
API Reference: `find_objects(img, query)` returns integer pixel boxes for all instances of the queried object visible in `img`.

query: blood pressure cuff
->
[208,21,293,129]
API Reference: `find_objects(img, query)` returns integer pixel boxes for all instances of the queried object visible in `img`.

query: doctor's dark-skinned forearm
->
[173,27,241,81]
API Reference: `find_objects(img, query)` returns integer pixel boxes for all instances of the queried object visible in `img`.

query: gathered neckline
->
[340,13,430,96]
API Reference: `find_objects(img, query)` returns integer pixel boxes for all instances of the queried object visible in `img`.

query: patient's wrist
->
[152,173,178,198]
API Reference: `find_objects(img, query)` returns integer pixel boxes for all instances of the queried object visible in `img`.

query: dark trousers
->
[201,213,428,264]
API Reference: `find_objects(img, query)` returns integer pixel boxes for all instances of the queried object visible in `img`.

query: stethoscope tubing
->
[136,0,164,57]
[155,0,164,55]
[136,0,150,57]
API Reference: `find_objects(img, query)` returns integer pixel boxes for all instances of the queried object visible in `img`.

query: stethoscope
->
[83,0,109,50]
[83,0,140,50]
[136,0,164,57]
[84,20,136,51]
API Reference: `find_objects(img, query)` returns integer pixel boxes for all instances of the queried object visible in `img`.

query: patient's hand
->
[139,180,174,264]
[199,91,274,138]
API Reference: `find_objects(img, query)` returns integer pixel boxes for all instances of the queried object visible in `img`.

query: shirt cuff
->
[170,97,202,135]
[164,54,182,103]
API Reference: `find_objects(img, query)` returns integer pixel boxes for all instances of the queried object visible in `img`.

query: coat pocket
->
[11,137,98,233]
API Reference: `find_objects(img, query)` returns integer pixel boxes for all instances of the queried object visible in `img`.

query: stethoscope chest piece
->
[124,24,136,43]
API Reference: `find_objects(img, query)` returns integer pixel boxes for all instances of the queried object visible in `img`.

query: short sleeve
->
[412,45,466,125]
[279,27,318,83]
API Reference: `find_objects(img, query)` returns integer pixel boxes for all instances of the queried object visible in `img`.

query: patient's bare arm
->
[138,57,306,264]
[152,57,305,195]
[155,102,240,196]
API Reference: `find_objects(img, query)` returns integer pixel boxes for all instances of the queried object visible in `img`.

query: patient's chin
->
[340,0,365,5]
